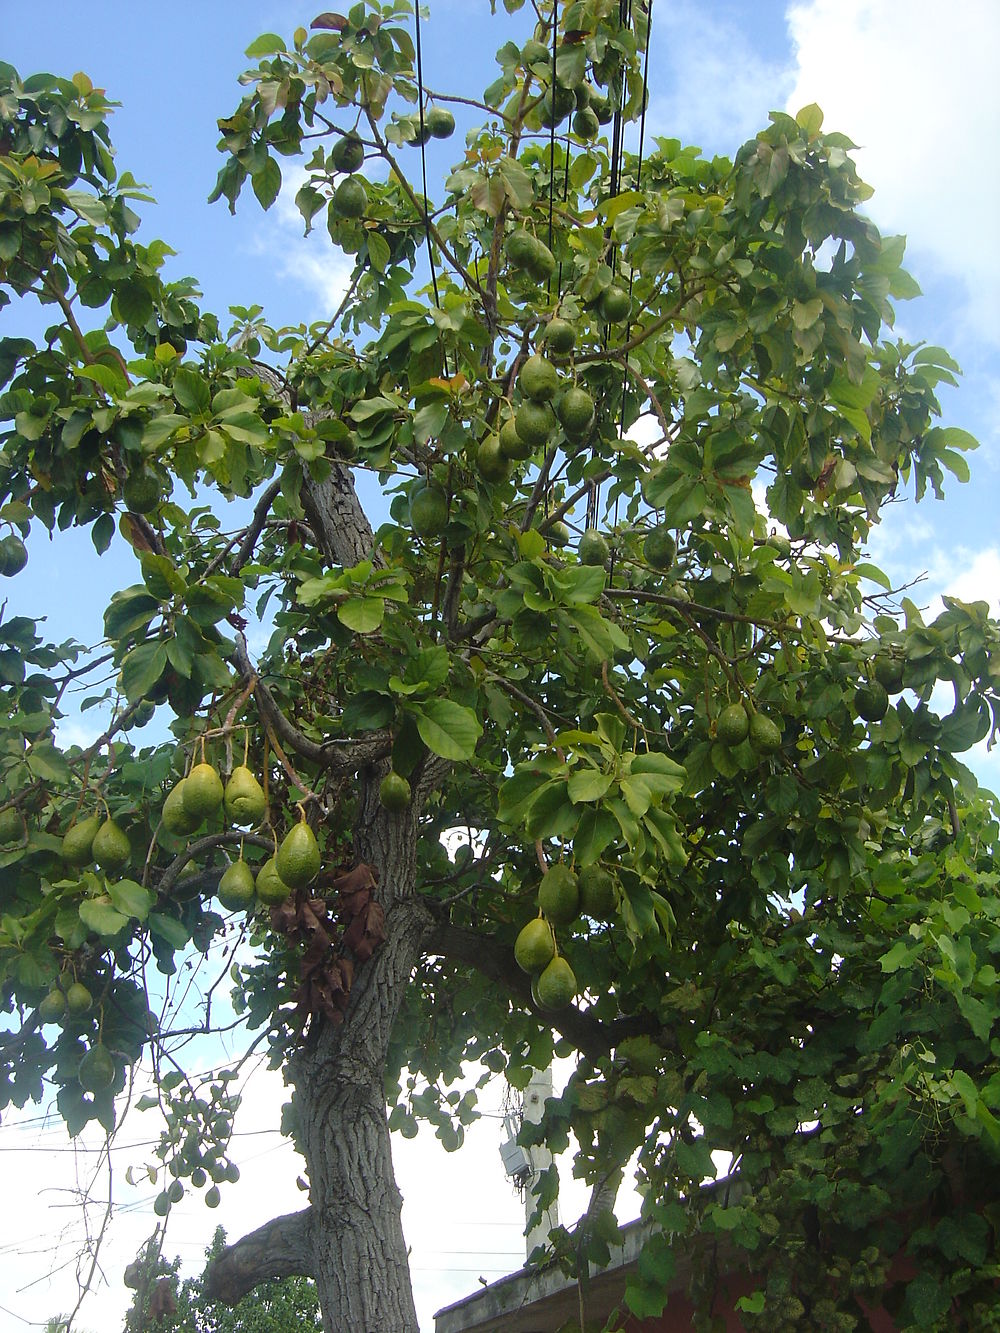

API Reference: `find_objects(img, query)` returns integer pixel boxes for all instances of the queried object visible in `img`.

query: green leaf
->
[795,103,823,135]
[567,768,614,803]
[108,879,153,921]
[572,807,618,864]
[148,913,190,950]
[245,33,287,56]
[79,898,129,937]
[337,596,385,633]
[91,512,114,556]
[251,155,282,210]
[172,367,212,415]
[121,641,168,702]
[410,700,482,761]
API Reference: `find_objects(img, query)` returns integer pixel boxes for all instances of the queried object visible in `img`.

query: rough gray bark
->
[205,388,430,1331]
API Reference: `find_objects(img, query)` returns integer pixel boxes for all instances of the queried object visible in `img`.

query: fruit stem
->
[534,840,549,875]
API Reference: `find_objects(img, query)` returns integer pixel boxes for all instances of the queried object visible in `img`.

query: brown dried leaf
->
[149,1277,177,1322]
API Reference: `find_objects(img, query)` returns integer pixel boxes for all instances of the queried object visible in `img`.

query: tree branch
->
[426,921,665,1060]
[202,1208,314,1303]
[233,634,391,775]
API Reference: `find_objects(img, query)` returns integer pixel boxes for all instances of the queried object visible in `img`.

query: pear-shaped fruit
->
[61,814,101,867]
[0,534,28,577]
[505,229,539,269]
[519,354,559,403]
[39,988,67,1023]
[717,703,750,747]
[855,681,889,723]
[476,434,512,482]
[183,763,224,821]
[499,416,533,461]
[218,859,256,911]
[123,468,161,514]
[514,400,554,447]
[544,318,576,355]
[163,780,202,835]
[275,819,321,890]
[65,981,93,1016]
[578,865,616,918]
[873,655,904,694]
[330,132,365,173]
[426,106,455,138]
[332,176,367,218]
[92,818,131,871]
[255,856,290,906]
[748,713,782,755]
[572,106,600,139]
[535,955,577,1009]
[0,806,22,843]
[78,1043,115,1093]
[514,917,555,974]
[578,530,610,567]
[380,772,412,813]
[557,386,595,439]
[224,767,267,827]
[538,864,580,925]
[409,485,449,538]
[547,521,571,548]
[644,526,676,571]
[600,285,631,322]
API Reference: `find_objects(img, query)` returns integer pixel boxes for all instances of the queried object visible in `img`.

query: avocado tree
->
[2,2,1000,1330]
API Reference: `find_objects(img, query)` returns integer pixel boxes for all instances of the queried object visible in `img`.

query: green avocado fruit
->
[748,712,782,754]
[217,859,256,911]
[79,1043,115,1093]
[514,917,556,974]
[578,529,610,566]
[92,817,131,871]
[183,763,224,821]
[224,766,267,827]
[275,819,321,890]
[409,484,449,538]
[717,702,750,747]
[379,772,412,813]
[61,814,102,868]
[535,955,577,1009]
[255,856,290,906]
[163,780,202,835]
[538,864,580,925]
[578,865,616,918]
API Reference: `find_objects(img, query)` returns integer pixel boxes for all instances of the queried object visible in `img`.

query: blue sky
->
[2,3,999,1330]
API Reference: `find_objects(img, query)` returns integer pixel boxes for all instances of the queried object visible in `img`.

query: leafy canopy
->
[1,2,999,1327]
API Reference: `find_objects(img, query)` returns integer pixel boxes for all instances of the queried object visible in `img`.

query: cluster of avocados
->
[513,862,618,1011]
[32,749,327,1091]
[715,702,782,754]
[160,756,321,910]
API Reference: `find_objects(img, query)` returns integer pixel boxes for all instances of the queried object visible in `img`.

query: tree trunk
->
[289,786,432,1332]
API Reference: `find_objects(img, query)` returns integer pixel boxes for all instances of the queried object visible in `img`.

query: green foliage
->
[126,1229,322,1331]
[1,5,999,1329]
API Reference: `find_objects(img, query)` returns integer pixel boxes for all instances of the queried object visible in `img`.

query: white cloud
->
[646,2,796,151]
[249,163,354,317]
[784,0,1000,343]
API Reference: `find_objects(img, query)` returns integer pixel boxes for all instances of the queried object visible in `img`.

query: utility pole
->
[522,1065,559,1258]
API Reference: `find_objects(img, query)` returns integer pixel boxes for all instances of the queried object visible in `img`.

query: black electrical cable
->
[414,2,447,375]
[547,0,559,298]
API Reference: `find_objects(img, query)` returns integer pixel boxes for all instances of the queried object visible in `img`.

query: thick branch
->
[202,1208,313,1303]
[300,460,384,571]
[233,634,390,774]
[427,921,664,1060]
